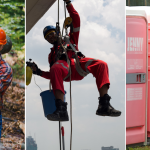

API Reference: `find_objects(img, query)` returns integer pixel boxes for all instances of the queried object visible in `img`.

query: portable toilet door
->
[146,8,150,139]
[126,7,148,145]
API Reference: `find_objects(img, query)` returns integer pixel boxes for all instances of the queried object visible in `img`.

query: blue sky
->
[26,0,125,149]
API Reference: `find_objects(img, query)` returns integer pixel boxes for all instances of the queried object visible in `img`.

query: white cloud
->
[45,16,55,25]
[73,0,125,31]
[103,0,125,30]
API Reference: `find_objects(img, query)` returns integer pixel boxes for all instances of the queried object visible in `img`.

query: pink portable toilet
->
[126,7,148,146]
[146,8,150,139]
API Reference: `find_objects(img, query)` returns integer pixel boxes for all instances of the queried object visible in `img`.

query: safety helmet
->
[0,28,7,45]
[43,25,56,39]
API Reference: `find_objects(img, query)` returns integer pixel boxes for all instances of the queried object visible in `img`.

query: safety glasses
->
[45,31,55,40]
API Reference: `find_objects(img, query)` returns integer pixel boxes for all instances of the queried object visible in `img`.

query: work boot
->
[47,99,69,121]
[96,94,121,117]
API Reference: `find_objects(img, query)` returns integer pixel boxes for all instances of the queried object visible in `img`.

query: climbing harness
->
[54,0,89,80]
[62,35,89,78]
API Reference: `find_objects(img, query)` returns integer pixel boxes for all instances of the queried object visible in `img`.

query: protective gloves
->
[63,0,71,4]
[31,62,42,76]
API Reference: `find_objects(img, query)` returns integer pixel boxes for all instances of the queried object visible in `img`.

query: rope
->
[63,3,73,149]
[69,68,72,150]
[62,2,67,39]
[64,1,66,19]
[33,75,42,92]
[58,0,59,23]
[57,1,73,150]
[59,41,72,150]
[59,121,61,150]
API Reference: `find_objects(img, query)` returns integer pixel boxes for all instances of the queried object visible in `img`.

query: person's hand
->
[31,62,42,76]
[63,0,71,5]
[31,62,37,72]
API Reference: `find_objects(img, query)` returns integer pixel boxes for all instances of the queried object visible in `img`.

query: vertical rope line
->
[62,3,72,150]
[64,2,66,20]
[59,122,61,150]
[58,0,59,23]
[70,67,72,150]
[62,2,66,36]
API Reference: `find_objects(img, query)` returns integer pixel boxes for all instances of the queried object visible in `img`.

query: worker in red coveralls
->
[31,0,121,121]
[0,28,13,137]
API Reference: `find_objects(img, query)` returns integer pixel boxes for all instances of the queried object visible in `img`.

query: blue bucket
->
[40,90,66,118]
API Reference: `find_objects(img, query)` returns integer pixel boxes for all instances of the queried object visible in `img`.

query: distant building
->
[101,146,119,150]
[26,136,37,150]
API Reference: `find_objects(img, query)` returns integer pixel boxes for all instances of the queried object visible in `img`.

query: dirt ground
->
[1,79,25,150]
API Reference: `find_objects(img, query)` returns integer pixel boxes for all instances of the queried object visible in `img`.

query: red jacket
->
[48,3,80,65]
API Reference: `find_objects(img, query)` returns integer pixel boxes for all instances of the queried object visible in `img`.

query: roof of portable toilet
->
[26,0,56,34]
[143,7,150,23]
[126,6,147,21]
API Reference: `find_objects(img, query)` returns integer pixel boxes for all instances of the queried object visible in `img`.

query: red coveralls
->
[41,4,110,95]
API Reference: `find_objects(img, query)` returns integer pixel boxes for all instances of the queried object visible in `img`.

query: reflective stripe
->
[85,59,96,73]
[74,58,88,77]
[55,62,69,71]
[73,27,80,32]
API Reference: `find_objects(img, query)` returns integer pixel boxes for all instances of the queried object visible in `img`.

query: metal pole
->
[58,0,59,23]
[61,126,65,150]
[59,121,61,150]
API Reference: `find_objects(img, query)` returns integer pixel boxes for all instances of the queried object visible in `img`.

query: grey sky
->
[26,0,125,149]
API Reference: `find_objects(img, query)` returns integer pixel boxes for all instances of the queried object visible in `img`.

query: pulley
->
[64,17,73,34]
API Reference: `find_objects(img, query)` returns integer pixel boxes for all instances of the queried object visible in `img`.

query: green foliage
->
[128,147,134,150]
[11,58,25,80]
[126,0,150,6]
[0,0,25,51]
[127,146,150,150]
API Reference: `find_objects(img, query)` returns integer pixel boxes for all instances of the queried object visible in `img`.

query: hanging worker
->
[0,28,13,136]
[31,0,121,121]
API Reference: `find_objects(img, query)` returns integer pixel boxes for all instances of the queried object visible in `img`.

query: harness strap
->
[74,54,88,77]
[59,43,71,81]
[85,59,96,73]
[62,37,90,79]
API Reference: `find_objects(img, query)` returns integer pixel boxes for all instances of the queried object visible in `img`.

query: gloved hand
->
[31,62,42,76]
[63,0,71,4]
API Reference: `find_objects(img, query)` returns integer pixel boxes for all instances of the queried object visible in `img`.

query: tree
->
[0,0,25,51]
[126,0,150,6]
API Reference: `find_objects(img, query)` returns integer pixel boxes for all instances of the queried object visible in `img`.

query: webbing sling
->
[62,35,89,80]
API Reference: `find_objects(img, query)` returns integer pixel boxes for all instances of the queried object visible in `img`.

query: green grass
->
[127,146,150,150]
